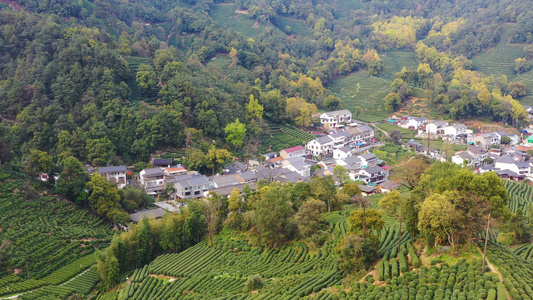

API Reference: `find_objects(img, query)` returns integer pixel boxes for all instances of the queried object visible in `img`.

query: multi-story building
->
[98,166,128,189]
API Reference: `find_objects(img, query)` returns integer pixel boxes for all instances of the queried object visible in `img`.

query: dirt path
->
[477,246,511,300]
[371,124,389,138]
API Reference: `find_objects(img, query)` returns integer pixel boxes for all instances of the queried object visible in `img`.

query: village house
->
[442,124,468,141]
[205,182,257,198]
[138,168,167,196]
[98,166,128,189]
[467,132,500,149]
[281,157,312,178]
[319,110,352,128]
[377,180,400,193]
[152,158,173,169]
[359,153,378,167]
[451,146,488,167]
[406,117,429,130]
[358,185,377,196]
[165,165,187,176]
[306,135,335,157]
[130,207,166,223]
[333,146,352,159]
[494,155,531,176]
[173,174,210,200]
[358,124,375,141]
[208,174,241,189]
[280,145,307,159]
[358,166,387,184]
[426,121,449,135]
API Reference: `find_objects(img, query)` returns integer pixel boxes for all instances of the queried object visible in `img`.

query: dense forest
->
[0,0,532,167]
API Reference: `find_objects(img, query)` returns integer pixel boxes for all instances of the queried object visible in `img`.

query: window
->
[194,191,200,195]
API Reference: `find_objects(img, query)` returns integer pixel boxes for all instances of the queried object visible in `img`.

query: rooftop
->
[153,158,172,166]
[322,109,352,117]
[98,166,127,173]
[283,145,305,153]
[130,208,166,223]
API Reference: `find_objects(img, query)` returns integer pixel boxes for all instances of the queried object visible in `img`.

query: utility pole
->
[482,213,493,273]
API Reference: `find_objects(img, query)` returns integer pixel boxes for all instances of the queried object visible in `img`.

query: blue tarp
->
[356,142,366,146]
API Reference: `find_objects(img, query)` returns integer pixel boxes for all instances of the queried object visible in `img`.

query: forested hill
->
[0,0,533,165]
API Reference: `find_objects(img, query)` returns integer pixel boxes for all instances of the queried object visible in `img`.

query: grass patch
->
[329,71,392,122]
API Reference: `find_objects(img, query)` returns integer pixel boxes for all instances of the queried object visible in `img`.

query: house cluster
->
[451,146,532,181]
[307,111,375,158]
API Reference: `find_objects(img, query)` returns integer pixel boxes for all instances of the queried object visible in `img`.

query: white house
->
[320,110,352,128]
[406,117,429,130]
[173,174,210,199]
[282,157,312,178]
[333,147,352,159]
[139,168,166,196]
[358,166,386,184]
[306,135,335,157]
[359,153,378,167]
[451,146,488,167]
[98,166,128,189]
[443,124,467,141]
[494,155,531,176]
[426,121,448,135]
[358,125,375,141]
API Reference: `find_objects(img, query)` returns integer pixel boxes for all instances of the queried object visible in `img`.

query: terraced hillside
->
[330,71,391,122]
[0,174,111,298]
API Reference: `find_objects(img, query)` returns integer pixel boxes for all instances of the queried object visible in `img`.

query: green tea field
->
[210,4,281,40]
[471,23,533,106]
[329,71,391,122]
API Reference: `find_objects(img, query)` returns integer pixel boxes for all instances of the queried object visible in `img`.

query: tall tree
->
[254,185,296,247]
[86,173,121,219]
[56,156,89,203]
[225,119,247,148]
[295,198,325,237]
